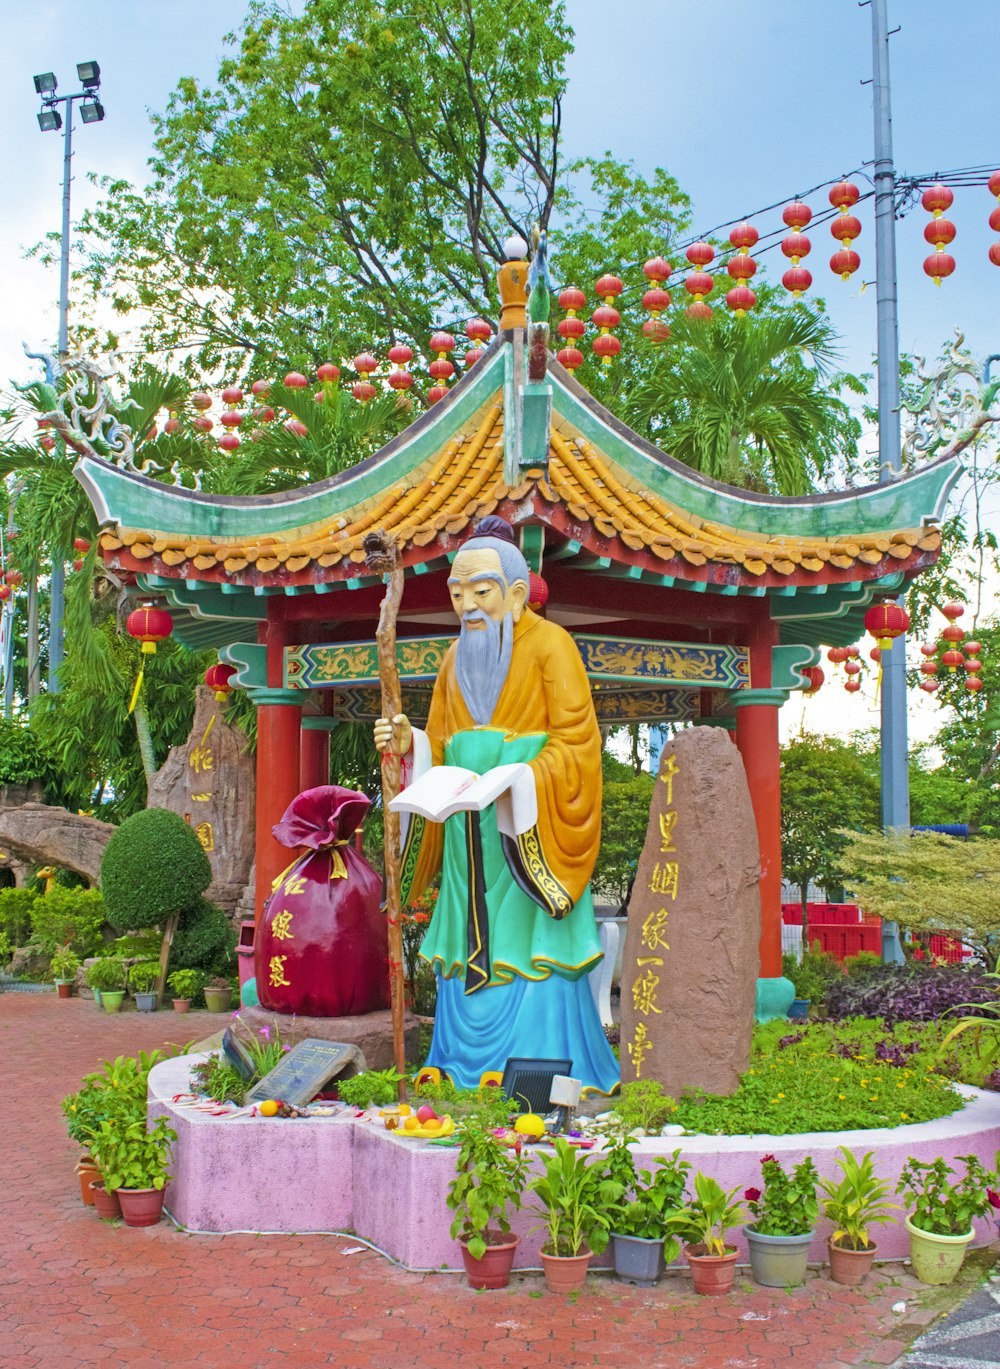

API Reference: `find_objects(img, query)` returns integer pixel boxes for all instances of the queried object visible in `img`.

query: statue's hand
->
[374,714,412,756]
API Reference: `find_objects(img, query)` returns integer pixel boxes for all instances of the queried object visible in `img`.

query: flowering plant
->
[401,888,437,985]
[896,1154,1000,1236]
[744,1153,819,1236]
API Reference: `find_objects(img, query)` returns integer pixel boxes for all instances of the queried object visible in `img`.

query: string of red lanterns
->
[922,183,956,285]
[781,201,813,299]
[829,181,862,282]
[592,273,623,366]
[726,221,758,316]
[556,286,586,370]
[988,172,1000,268]
[684,241,715,320]
[641,257,672,343]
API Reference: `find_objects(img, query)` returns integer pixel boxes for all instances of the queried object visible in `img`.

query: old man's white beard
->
[455,610,514,725]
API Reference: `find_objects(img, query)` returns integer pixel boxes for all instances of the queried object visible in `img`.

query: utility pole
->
[870,0,907,964]
[31,62,106,697]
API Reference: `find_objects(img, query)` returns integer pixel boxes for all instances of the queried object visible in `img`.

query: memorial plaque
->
[244,1038,364,1107]
[620,726,761,1098]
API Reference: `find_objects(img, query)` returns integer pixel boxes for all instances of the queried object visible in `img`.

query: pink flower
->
[281,1043,290,1053]
[258,1025,271,1041]
[760,1154,776,1164]
[987,1189,1000,1210]
[744,1187,762,1203]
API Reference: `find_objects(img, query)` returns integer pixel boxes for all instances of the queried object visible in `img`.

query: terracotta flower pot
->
[828,1236,877,1285]
[90,1180,121,1221]
[77,1156,101,1205]
[458,1233,519,1290]
[540,1248,592,1294]
[905,1215,973,1285]
[684,1243,739,1296]
[56,981,73,999]
[172,998,191,1014]
[117,1187,166,1228]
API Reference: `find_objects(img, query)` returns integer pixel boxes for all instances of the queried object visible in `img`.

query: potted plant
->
[447,1118,528,1289]
[62,1085,111,1205]
[202,976,234,1013]
[605,1138,690,1287]
[743,1153,819,1287]
[50,945,80,998]
[90,1113,177,1227]
[819,1147,900,1284]
[528,1137,624,1293]
[663,1171,746,1296]
[896,1154,999,1284]
[129,961,161,1012]
[167,967,204,1012]
[85,956,128,1012]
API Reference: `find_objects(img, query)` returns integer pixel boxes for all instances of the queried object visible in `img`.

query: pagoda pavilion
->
[75,246,961,1018]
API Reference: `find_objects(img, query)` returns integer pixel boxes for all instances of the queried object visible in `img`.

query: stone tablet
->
[620,726,761,1098]
[244,1038,365,1107]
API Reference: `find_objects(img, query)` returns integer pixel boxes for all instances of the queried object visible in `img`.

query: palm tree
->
[624,306,864,496]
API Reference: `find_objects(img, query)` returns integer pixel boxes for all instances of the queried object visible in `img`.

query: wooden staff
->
[363,530,408,1101]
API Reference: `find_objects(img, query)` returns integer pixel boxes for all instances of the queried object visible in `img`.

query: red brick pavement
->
[0,993,970,1369]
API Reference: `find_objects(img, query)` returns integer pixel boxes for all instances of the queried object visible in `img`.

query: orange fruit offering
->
[259,1100,280,1117]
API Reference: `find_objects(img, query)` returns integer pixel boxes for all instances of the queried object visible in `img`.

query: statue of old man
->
[374,517,618,1093]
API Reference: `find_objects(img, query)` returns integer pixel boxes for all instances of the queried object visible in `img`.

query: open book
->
[389,762,534,833]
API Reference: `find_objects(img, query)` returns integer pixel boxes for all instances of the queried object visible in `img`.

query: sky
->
[1,0,997,746]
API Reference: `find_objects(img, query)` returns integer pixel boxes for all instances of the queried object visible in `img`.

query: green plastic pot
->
[905,1216,974,1285]
[101,990,126,1013]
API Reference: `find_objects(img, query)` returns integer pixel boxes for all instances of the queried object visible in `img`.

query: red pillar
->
[253,691,303,922]
[299,720,332,792]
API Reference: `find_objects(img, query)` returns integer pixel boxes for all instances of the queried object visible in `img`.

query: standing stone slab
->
[620,727,761,1098]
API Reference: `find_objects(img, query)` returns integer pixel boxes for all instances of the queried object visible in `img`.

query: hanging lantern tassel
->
[127,663,145,717]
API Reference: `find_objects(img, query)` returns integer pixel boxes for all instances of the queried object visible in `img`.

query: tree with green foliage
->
[839,829,1000,966]
[780,734,880,934]
[100,807,212,930]
[594,751,654,906]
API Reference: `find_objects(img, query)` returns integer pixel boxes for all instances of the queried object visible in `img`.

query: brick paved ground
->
[2,992,995,1369]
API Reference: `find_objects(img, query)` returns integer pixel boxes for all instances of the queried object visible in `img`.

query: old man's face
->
[448,548,526,626]
[449,547,527,725]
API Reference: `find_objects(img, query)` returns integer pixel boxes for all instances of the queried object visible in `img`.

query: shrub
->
[128,961,161,994]
[100,807,211,929]
[0,888,38,948]
[844,951,882,977]
[0,717,50,787]
[338,1068,403,1109]
[30,888,106,956]
[167,968,205,1001]
[783,947,842,1006]
[85,957,128,992]
[825,963,998,1026]
[611,1078,679,1133]
[170,896,235,977]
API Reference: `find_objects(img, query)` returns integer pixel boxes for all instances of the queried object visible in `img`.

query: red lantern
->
[0,587,10,603]
[428,357,455,381]
[924,218,956,248]
[803,666,824,695]
[192,415,212,433]
[254,406,275,423]
[595,274,623,303]
[830,215,862,247]
[684,269,715,319]
[726,285,756,316]
[164,414,180,435]
[919,643,937,657]
[920,679,939,693]
[464,347,485,367]
[966,676,985,693]
[830,249,861,281]
[643,256,671,283]
[558,286,586,314]
[864,600,910,652]
[990,171,1000,197]
[827,646,850,663]
[924,252,955,286]
[921,183,954,216]
[388,368,414,391]
[729,221,758,252]
[941,623,965,645]
[218,432,240,451]
[126,606,173,655]
[642,287,671,315]
[353,353,378,377]
[352,380,377,403]
[427,384,449,405]
[686,241,715,268]
[466,319,491,344]
[284,372,308,388]
[429,332,455,357]
[942,649,965,672]
[556,347,584,370]
[205,663,237,701]
[528,573,549,611]
[221,385,243,405]
[388,344,413,367]
[39,434,55,451]
[220,410,243,428]
[829,181,860,210]
[73,538,90,553]
[920,660,938,676]
[284,418,308,436]
[191,392,212,411]
[726,254,757,282]
[558,315,585,340]
[988,243,1000,268]
[942,602,965,621]
[782,267,813,297]
[251,379,272,396]
[592,334,621,365]
[990,209,1000,232]
[316,362,341,384]
[965,640,983,656]
[783,201,812,230]
[845,678,862,694]
[686,301,713,321]
[965,658,983,674]
[642,319,671,343]
[592,304,621,332]
[844,660,862,677]
[869,647,882,663]
[782,232,812,260]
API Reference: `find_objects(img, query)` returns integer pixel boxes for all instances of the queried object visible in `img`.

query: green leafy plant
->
[413,1076,512,1128]
[129,961,161,994]
[170,896,237,977]
[243,1025,289,1082]
[662,1171,747,1257]
[85,956,128,992]
[191,1053,247,1105]
[447,1118,528,1260]
[940,958,1000,1075]
[50,945,81,982]
[818,1148,900,1251]
[100,807,212,930]
[337,1067,404,1110]
[744,1154,819,1236]
[0,888,38,948]
[29,887,106,956]
[606,1137,690,1258]
[90,1113,176,1192]
[782,947,842,1006]
[896,1154,999,1236]
[610,1079,678,1133]
[167,967,204,1001]
[528,1137,624,1257]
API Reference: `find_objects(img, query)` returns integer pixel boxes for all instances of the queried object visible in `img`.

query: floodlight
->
[76,60,101,89]
[33,72,57,95]
[37,109,62,133]
[80,99,105,125]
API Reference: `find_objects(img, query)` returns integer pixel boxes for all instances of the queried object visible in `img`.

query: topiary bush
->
[100,808,212,929]
[826,962,998,1026]
[170,896,236,978]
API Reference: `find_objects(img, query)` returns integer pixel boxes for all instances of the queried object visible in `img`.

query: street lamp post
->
[31,62,106,696]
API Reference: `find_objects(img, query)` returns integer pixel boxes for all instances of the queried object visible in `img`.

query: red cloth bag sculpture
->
[255,786,388,1016]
